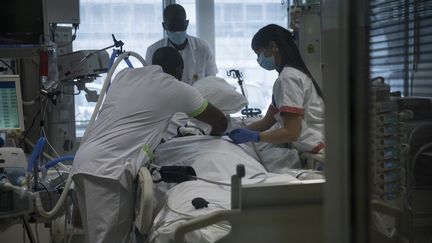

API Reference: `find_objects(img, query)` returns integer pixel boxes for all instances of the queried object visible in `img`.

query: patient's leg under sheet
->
[149,181,231,243]
[149,174,301,243]
[151,136,304,242]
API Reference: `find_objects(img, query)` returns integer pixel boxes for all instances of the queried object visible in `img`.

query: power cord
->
[150,164,268,187]
[191,172,267,187]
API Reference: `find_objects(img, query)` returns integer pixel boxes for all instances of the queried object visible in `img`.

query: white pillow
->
[192,76,248,115]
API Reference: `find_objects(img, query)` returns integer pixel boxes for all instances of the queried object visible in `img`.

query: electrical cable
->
[248,172,267,182]
[190,175,231,187]
[22,95,41,106]
[40,95,61,158]
[42,127,61,158]
[52,166,67,187]
[61,90,81,95]
[33,96,49,146]
[190,172,268,187]
[42,95,49,127]
[38,181,53,209]
[49,24,56,43]
[19,110,40,146]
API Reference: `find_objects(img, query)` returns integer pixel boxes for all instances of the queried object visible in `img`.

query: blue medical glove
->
[227,128,260,144]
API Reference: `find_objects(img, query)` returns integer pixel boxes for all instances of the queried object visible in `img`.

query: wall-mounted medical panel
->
[46,0,80,24]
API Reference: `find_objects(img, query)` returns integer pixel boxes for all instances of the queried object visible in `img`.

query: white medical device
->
[58,50,109,81]
[0,147,33,230]
[135,167,154,234]
[0,75,25,132]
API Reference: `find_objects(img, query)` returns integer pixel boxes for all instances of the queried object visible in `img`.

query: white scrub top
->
[145,34,218,85]
[270,66,325,153]
[72,65,208,187]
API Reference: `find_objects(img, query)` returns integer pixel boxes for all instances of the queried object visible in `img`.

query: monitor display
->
[0,75,25,131]
[0,0,44,47]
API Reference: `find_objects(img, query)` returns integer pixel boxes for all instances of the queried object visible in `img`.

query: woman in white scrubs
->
[228,24,325,154]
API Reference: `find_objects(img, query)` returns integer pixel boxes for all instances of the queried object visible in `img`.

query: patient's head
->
[152,46,184,81]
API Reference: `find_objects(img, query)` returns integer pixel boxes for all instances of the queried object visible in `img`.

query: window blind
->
[369,0,432,97]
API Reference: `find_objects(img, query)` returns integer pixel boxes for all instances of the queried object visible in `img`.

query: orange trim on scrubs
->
[312,142,325,153]
[269,104,279,113]
[279,106,304,115]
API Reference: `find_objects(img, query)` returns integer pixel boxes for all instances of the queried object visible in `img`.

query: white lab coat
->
[145,34,218,85]
[71,65,208,243]
[271,66,325,153]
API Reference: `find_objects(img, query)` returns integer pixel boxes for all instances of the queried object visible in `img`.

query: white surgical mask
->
[166,31,187,45]
[257,52,276,71]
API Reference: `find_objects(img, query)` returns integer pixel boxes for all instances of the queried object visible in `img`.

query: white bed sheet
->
[149,136,302,243]
[153,136,269,202]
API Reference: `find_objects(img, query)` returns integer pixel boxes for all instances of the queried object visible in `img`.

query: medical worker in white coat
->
[228,24,325,154]
[72,47,227,243]
[145,4,218,85]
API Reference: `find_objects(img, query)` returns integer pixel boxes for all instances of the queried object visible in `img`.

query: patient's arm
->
[194,102,228,136]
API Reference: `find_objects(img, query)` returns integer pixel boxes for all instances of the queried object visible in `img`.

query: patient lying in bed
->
[147,76,324,242]
[149,135,303,243]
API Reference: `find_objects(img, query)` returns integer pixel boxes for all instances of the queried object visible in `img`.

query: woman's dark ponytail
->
[252,24,324,99]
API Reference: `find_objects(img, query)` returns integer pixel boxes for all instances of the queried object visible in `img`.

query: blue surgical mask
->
[166,31,187,45]
[257,52,276,71]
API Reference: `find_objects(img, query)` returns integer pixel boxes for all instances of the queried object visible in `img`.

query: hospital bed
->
[136,133,324,243]
[173,179,324,243]
[126,69,324,243]
[79,52,325,243]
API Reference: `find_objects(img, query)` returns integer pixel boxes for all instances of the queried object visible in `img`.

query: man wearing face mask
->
[145,3,218,85]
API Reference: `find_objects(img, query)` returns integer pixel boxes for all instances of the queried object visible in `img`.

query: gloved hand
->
[227,128,260,144]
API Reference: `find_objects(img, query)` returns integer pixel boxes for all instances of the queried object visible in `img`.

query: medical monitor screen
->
[0,75,24,131]
[0,0,44,47]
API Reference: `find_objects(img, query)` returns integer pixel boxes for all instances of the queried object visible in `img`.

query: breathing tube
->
[27,137,46,173]
[40,155,75,171]
[82,51,147,141]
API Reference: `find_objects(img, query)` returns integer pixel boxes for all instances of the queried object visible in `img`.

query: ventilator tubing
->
[83,51,147,141]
